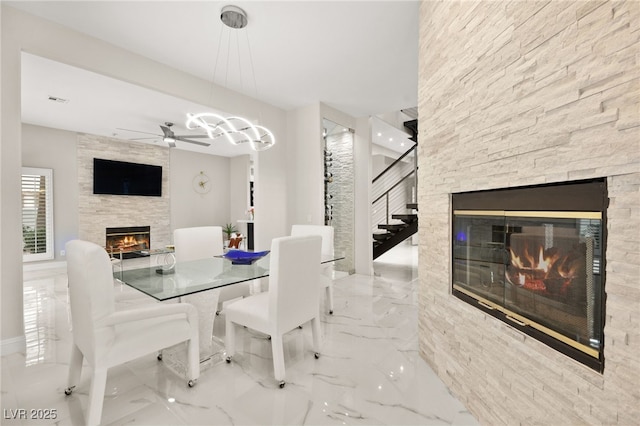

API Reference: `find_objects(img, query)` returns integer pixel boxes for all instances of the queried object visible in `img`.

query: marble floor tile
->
[1,243,477,425]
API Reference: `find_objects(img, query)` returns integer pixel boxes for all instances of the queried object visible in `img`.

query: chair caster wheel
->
[188,380,196,388]
[226,357,231,363]
[216,311,220,316]
[64,387,73,396]
[279,381,285,388]
[298,325,303,329]
[314,352,320,359]
[329,310,334,315]
[157,353,163,361]
[267,335,271,340]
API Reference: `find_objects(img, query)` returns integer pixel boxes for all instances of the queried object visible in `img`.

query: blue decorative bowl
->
[222,249,270,265]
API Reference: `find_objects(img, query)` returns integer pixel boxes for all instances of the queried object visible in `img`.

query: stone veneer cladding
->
[418,1,639,424]
[77,135,171,250]
[327,130,355,273]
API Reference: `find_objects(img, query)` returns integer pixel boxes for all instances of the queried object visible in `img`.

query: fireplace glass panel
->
[453,214,508,307]
[453,212,603,356]
[503,215,602,352]
[106,226,150,259]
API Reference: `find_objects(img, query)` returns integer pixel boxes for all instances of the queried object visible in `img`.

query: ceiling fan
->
[118,122,211,148]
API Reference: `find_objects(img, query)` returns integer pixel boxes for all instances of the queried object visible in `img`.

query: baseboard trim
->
[1,335,25,356]
[23,260,67,272]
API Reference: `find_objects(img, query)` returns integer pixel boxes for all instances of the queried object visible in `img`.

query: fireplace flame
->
[508,243,580,295]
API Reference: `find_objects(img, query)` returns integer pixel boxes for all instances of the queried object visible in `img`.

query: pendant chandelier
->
[186,5,275,151]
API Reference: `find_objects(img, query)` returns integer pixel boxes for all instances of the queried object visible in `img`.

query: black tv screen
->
[93,158,162,196]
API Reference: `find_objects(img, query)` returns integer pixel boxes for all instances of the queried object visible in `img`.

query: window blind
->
[22,168,54,261]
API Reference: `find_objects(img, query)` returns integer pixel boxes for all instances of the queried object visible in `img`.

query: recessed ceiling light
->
[401,142,405,147]
[377,132,382,137]
[389,138,393,142]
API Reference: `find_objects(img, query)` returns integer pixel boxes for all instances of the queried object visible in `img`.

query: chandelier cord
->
[209,23,225,105]
[187,5,275,151]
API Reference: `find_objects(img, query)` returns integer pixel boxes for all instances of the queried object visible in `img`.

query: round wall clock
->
[192,171,211,194]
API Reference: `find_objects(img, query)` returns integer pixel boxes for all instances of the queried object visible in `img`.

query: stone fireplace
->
[451,179,606,371]
[77,134,170,252]
[417,1,639,423]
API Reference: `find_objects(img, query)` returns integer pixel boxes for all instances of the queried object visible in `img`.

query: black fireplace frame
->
[105,226,151,259]
[451,178,608,372]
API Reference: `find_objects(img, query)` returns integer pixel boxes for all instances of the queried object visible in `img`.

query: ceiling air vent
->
[47,96,69,104]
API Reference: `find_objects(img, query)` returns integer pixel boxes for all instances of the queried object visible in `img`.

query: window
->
[22,167,54,262]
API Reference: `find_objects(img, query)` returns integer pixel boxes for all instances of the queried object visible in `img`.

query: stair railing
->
[372,144,417,230]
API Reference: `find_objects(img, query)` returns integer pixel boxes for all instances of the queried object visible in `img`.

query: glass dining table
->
[114,252,344,375]
[116,255,271,302]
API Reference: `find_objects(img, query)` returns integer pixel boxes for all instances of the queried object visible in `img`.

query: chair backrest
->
[173,226,224,262]
[65,240,116,361]
[290,225,334,256]
[268,235,322,332]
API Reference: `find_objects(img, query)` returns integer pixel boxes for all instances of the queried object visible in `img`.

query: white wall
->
[22,124,78,262]
[354,116,373,275]
[2,6,27,351]
[229,154,251,235]
[170,149,231,232]
[1,5,288,350]
[286,103,323,227]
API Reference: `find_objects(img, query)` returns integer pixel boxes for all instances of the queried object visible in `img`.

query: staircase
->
[373,203,418,259]
[372,118,418,260]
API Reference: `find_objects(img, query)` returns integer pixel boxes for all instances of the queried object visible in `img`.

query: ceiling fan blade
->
[116,128,161,137]
[159,125,174,138]
[129,136,160,141]
[176,137,211,147]
[173,134,211,139]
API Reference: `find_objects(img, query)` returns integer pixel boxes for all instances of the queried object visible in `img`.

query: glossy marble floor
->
[1,243,478,425]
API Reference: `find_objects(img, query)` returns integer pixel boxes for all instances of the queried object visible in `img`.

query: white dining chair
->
[225,235,323,388]
[64,240,199,426]
[173,226,251,314]
[291,224,335,314]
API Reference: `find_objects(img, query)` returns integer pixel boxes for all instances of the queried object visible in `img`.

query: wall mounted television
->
[93,158,162,197]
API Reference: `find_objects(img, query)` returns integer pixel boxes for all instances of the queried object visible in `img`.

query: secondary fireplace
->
[105,226,150,259]
[451,179,607,372]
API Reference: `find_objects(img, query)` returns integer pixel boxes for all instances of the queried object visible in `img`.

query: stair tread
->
[392,214,417,224]
[373,221,418,259]
[378,223,407,230]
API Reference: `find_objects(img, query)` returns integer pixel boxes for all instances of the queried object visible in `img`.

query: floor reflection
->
[1,247,477,426]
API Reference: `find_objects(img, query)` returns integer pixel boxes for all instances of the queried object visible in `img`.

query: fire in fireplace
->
[451,179,606,372]
[106,226,150,259]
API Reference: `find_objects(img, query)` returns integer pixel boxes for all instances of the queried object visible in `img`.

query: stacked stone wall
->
[418,1,639,423]
[77,135,171,250]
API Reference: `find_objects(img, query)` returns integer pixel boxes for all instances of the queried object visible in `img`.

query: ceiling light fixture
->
[186,5,275,151]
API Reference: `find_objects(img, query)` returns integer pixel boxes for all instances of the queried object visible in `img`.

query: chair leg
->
[225,319,236,360]
[86,368,107,426]
[187,332,200,385]
[271,334,286,384]
[311,316,322,356]
[65,343,83,394]
[325,284,334,314]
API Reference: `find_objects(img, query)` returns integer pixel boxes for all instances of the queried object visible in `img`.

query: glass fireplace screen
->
[453,210,603,362]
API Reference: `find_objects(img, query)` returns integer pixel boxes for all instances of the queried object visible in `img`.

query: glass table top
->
[116,252,344,301]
